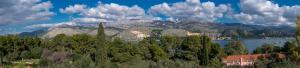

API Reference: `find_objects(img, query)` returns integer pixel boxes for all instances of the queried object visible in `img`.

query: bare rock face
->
[42,27,121,38]
[42,26,220,41]
[42,27,86,38]
[115,27,152,41]
[162,29,189,37]
[88,29,120,37]
[40,19,222,40]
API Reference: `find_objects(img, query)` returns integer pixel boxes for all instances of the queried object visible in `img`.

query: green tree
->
[224,40,248,55]
[282,42,297,54]
[137,39,152,60]
[108,38,141,62]
[71,34,96,55]
[0,36,5,64]
[296,16,300,45]
[73,55,96,68]
[210,43,225,59]
[179,36,224,66]
[160,36,182,58]
[291,51,300,62]
[179,36,201,61]
[146,29,163,45]
[95,23,109,68]
[209,58,222,68]
[199,36,211,66]
[292,16,300,62]
[151,29,163,41]
[282,41,300,62]
[149,44,167,62]
[51,34,72,51]
[253,44,281,54]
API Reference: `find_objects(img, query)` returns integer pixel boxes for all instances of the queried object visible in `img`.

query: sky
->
[0,0,300,35]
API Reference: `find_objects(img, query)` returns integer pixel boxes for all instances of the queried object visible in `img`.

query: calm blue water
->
[213,38,295,52]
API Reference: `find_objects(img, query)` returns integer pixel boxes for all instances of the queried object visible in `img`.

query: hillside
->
[19,20,296,40]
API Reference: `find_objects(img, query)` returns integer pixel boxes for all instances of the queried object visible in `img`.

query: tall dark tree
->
[288,16,300,62]
[199,36,211,66]
[297,16,300,45]
[95,23,109,68]
[0,36,4,64]
[282,42,297,56]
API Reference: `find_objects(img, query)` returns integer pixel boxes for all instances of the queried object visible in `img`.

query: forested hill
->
[218,23,295,38]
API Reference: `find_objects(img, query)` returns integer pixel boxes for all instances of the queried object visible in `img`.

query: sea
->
[213,37,295,52]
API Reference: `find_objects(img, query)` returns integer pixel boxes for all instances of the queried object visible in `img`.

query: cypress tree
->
[296,16,300,45]
[96,23,108,68]
[199,36,211,66]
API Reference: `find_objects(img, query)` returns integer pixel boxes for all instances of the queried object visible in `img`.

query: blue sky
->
[0,0,300,35]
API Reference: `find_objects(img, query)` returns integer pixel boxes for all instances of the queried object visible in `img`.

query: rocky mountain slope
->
[19,20,296,40]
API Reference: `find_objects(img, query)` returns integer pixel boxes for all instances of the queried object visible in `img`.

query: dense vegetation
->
[0,22,300,68]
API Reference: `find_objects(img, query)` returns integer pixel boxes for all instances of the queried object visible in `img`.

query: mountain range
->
[19,20,296,40]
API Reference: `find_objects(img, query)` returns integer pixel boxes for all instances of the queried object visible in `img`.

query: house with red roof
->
[222,53,285,66]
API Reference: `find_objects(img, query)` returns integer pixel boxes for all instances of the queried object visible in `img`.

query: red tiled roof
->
[223,54,269,61]
[223,53,285,62]
[276,53,285,59]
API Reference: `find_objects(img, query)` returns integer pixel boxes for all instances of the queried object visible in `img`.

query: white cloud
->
[230,0,300,26]
[186,0,200,4]
[60,4,87,14]
[26,22,76,29]
[72,18,112,23]
[60,3,158,24]
[31,1,52,11]
[0,0,54,25]
[57,0,300,26]
[148,0,231,22]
